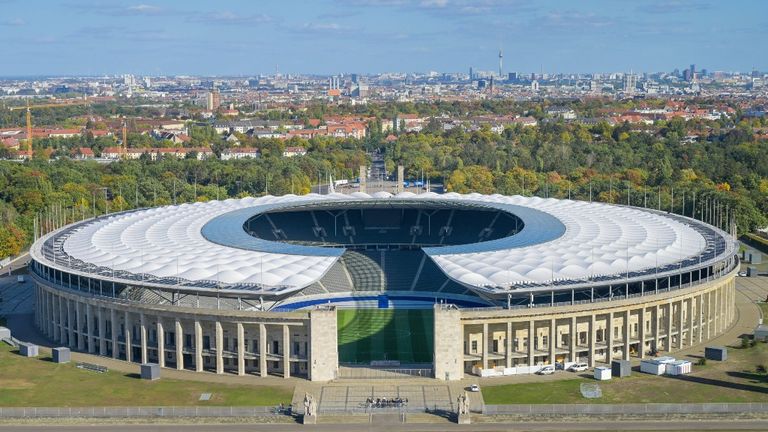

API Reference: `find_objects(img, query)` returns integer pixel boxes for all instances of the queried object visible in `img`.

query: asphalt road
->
[0,420,767,432]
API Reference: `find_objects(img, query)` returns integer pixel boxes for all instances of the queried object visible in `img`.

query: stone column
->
[124,311,132,362]
[481,322,489,370]
[588,314,596,367]
[527,320,535,367]
[714,289,720,334]
[237,323,245,376]
[60,296,67,343]
[52,294,60,343]
[548,318,556,366]
[686,297,694,347]
[505,321,513,368]
[665,302,673,352]
[698,294,704,344]
[638,307,646,359]
[259,323,268,378]
[140,313,148,364]
[606,312,613,364]
[175,319,184,370]
[86,303,94,353]
[653,304,661,353]
[623,310,631,361]
[215,321,224,374]
[570,316,577,363]
[76,301,84,350]
[67,300,75,349]
[707,290,712,340]
[157,318,165,368]
[111,308,118,359]
[98,306,106,355]
[677,300,684,349]
[194,320,203,372]
[283,324,291,379]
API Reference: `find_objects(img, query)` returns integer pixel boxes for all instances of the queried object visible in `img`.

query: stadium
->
[29,192,739,381]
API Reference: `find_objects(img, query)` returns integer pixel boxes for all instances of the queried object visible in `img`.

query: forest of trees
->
[0,100,766,259]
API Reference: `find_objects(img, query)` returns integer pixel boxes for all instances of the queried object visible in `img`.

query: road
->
[0,252,30,276]
[0,419,767,431]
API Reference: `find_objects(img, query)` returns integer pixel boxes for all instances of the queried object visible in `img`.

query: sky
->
[0,0,765,76]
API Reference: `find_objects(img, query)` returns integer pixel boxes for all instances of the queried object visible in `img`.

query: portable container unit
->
[594,366,612,381]
[640,356,675,375]
[665,360,692,375]
[705,346,727,361]
[19,343,38,357]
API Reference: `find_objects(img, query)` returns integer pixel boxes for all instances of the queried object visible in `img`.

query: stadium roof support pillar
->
[359,165,366,194]
[569,316,577,363]
[396,165,404,194]
[638,307,646,360]
[527,320,534,367]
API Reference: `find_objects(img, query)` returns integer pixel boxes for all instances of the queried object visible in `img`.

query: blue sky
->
[0,0,765,76]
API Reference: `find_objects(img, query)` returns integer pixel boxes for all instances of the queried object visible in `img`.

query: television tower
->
[498,49,503,78]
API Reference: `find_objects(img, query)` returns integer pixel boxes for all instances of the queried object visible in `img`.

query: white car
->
[568,362,589,372]
[469,384,480,392]
[536,365,555,375]
[737,271,747,277]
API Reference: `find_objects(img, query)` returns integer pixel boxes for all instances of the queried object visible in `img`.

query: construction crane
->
[8,99,90,146]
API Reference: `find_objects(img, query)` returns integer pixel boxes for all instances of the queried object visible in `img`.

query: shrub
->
[697,358,707,366]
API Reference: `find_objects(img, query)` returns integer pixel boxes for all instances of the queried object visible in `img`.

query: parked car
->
[469,384,480,392]
[568,362,589,372]
[536,365,555,375]
[737,271,747,277]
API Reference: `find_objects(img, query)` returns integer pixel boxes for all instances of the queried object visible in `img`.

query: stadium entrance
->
[337,309,434,377]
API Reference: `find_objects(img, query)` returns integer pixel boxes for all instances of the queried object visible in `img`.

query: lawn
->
[337,308,433,364]
[0,344,292,407]
[483,342,768,404]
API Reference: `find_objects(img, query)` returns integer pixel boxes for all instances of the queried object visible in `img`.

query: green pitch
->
[337,309,434,364]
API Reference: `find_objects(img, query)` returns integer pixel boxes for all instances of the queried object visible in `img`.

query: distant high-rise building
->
[683,69,692,82]
[623,73,637,94]
[469,67,474,80]
[206,89,221,111]
[351,74,359,84]
[507,72,517,82]
[686,64,696,82]
[531,80,539,92]
[328,76,340,90]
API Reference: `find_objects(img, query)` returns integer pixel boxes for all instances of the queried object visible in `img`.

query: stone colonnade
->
[33,282,338,381]
[435,271,737,379]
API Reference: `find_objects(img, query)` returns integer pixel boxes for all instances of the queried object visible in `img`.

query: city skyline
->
[0,0,766,76]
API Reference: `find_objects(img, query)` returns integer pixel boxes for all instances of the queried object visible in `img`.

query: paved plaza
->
[316,384,455,413]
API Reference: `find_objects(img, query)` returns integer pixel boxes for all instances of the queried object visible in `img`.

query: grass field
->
[337,308,433,364]
[483,342,768,404]
[0,344,292,407]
